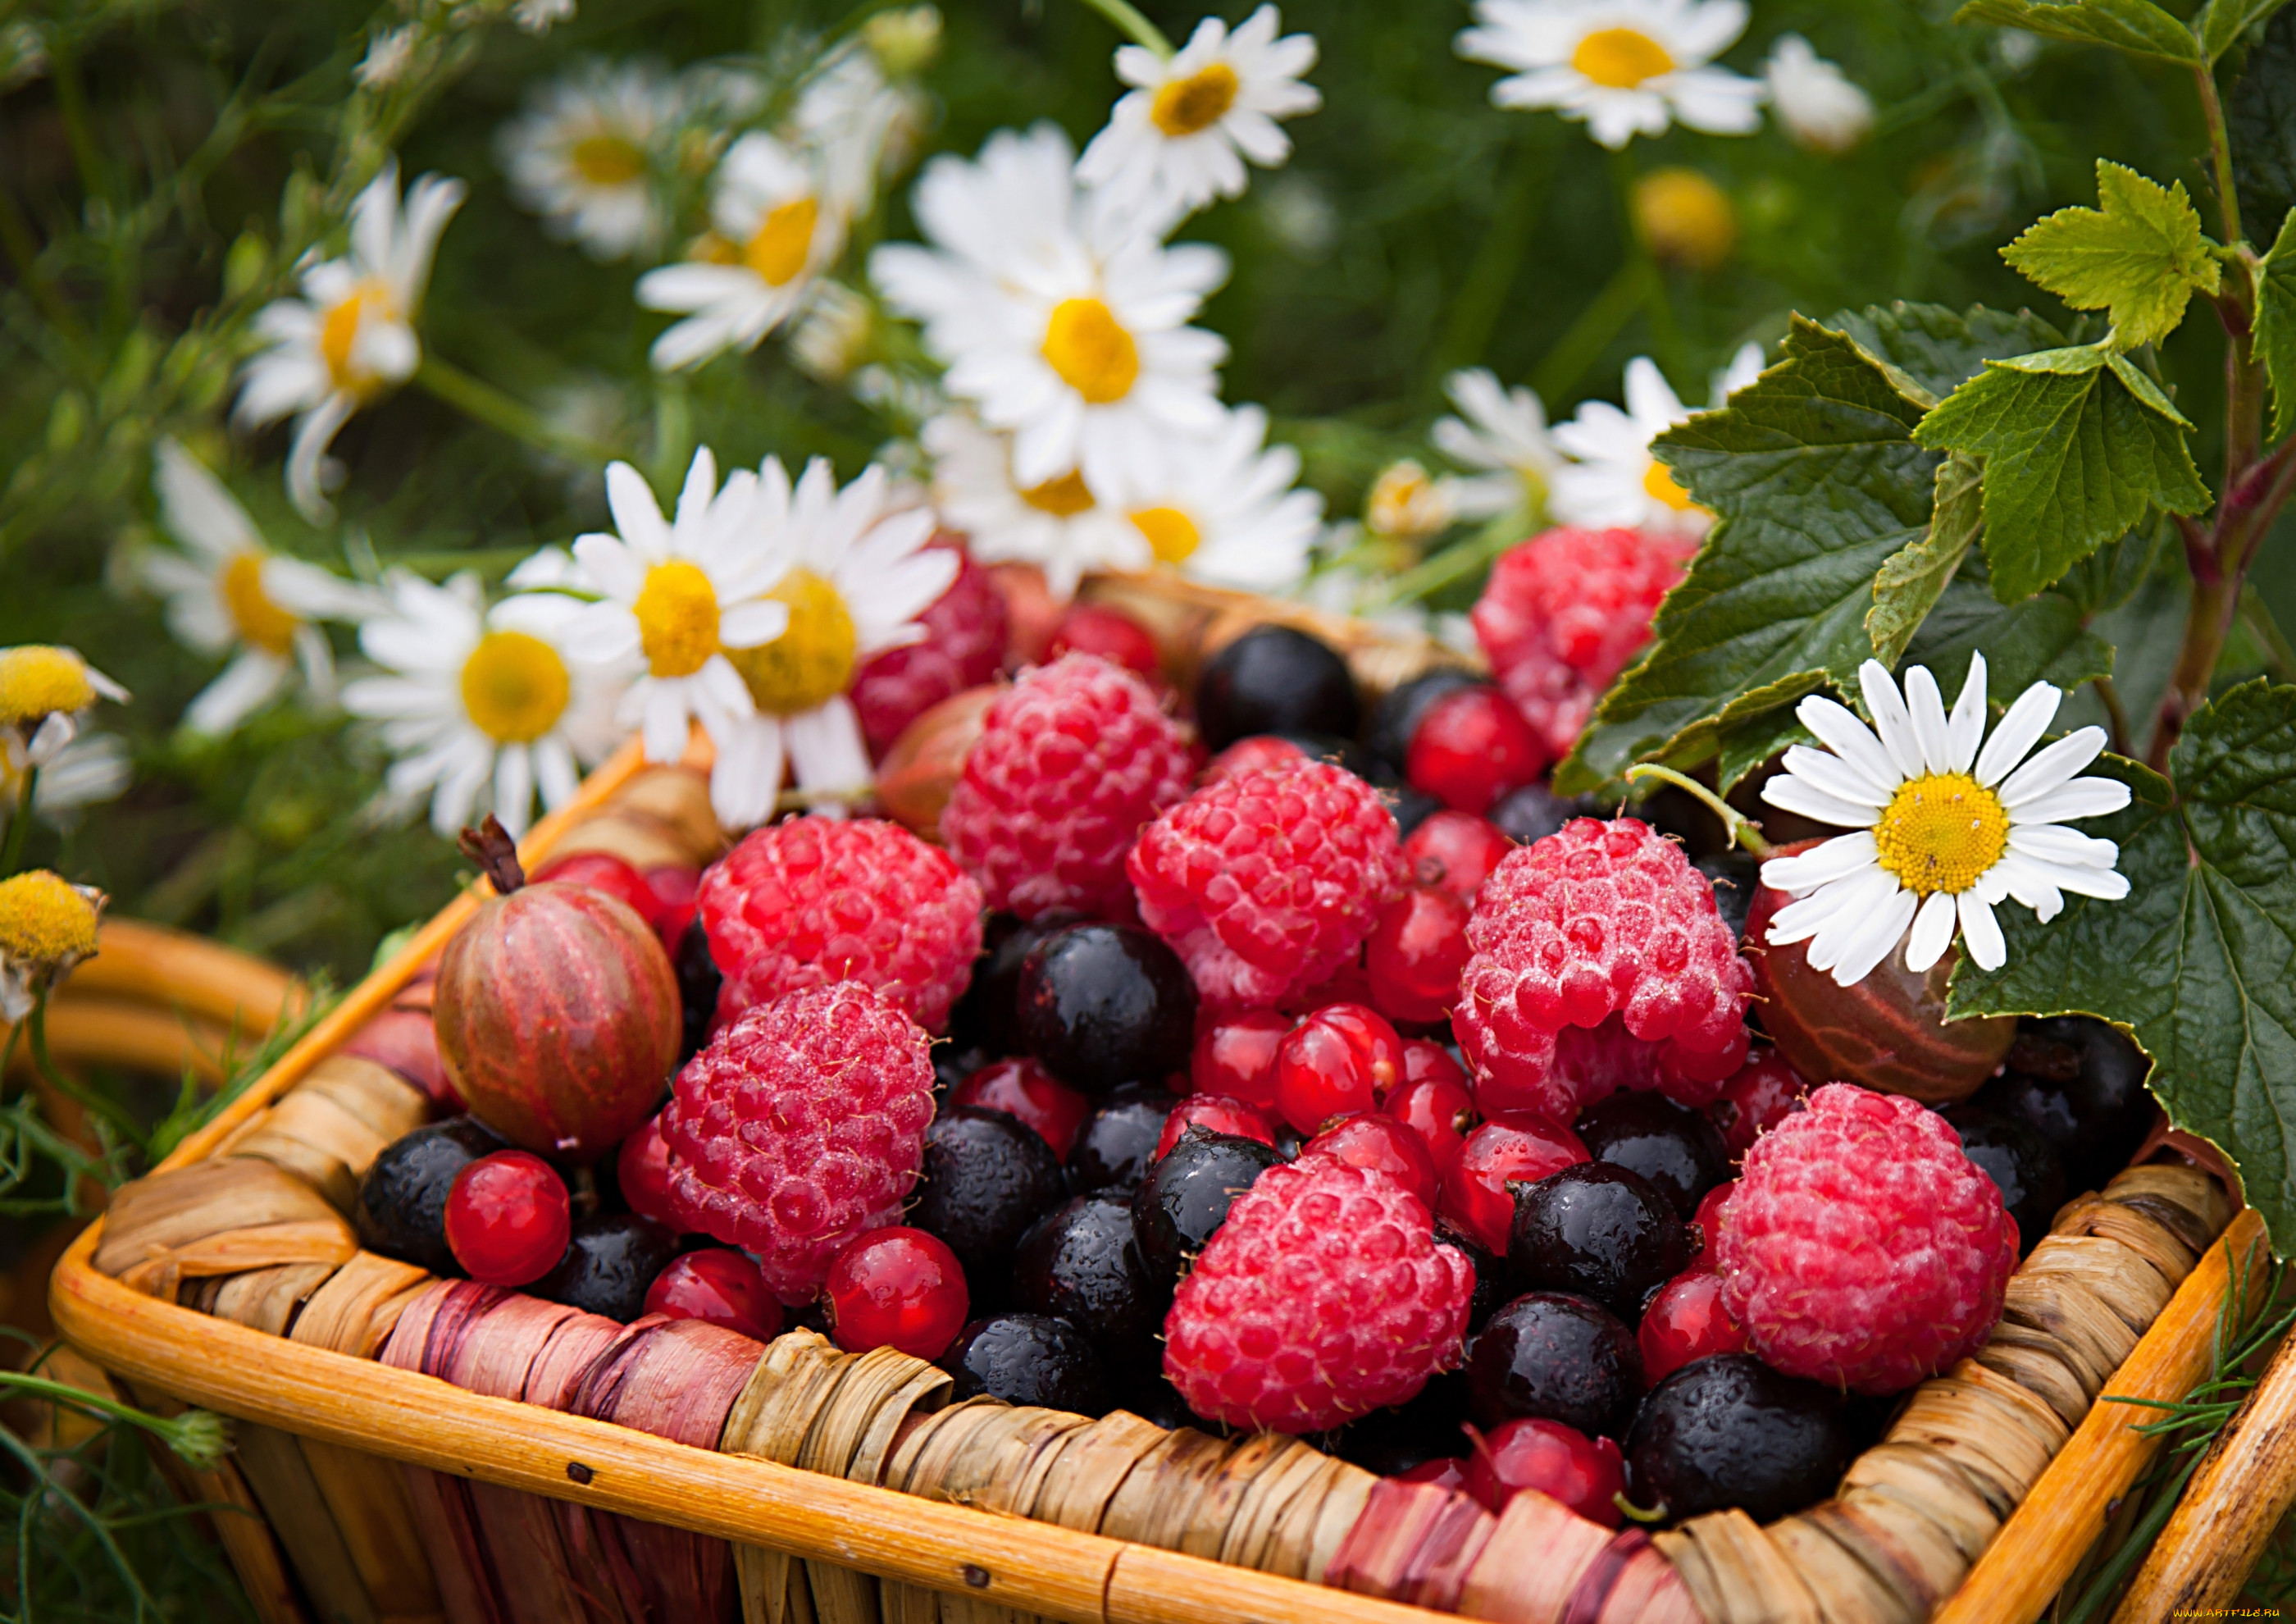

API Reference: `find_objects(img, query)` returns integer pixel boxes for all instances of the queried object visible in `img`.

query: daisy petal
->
[1975,681,2063,786]
[1761,770,1887,828]
[1992,853,2065,923]
[2008,775,2132,826]
[1766,873,1872,946]
[1903,664,1954,775]
[1903,890,1959,973]
[1957,892,2007,971]
[1860,660,1927,780]
[1947,651,1988,773]
[1759,829,1879,895]
[1998,727,2108,809]
[1779,745,1891,810]
[1829,885,1919,988]
[1795,695,1902,796]
[2007,823,2120,869]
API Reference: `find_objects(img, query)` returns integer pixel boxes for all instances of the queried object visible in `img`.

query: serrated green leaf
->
[2002,162,2221,348]
[2058,522,2167,618]
[2200,0,2294,59]
[2257,210,2296,437]
[1827,303,2070,404]
[1715,710,1814,795]
[1905,567,2116,694]
[2230,6,2296,239]
[1870,454,1984,668]
[1951,680,2296,1256]
[1555,317,1937,794]
[1913,346,2210,602]
[1954,0,2202,61]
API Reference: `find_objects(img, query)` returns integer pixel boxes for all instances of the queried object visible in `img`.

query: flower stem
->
[413,355,617,466]
[0,1371,232,1469]
[1366,509,1525,607]
[1624,763,1774,858]
[26,987,145,1147]
[1070,0,1173,57]
[1,766,36,877]
[2194,62,2244,248]
[1530,258,1652,406]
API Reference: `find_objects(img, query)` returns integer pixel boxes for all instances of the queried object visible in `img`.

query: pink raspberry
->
[1163,1155,1472,1433]
[941,654,1195,920]
[1471,527,1693,760]
[661,983,936,1302]
[1127,760,1408,1010]
[1456,819,1750,1112]
[850,541,1009,759]
[1718,1083,2018,1394]
[699,817,983,1034]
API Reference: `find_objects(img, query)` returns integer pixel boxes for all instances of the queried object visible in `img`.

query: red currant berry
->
[1638,1270,1749,1385]
[1402,811,1515,903]
[645,1248,784,1340]
[1439,1112,1588,1254]
[1383,1069,1477,1179]
[1274,1003,1405,1134]
[950,1057,1093,1160]
[444,1151,572,1287]
[1405,687,1547,815]
[1365,886,1471,1026]
[1403,1038,1470,1092]
[1707,1046,1811,1156]
[644,864,700,951]
[1190,1008,1292,1108]
[822,1226,969,1359]
[1688,1180,1736,1271]
[1394,1457,1472,1492]
[1464,1418,1625,1526]
[1303,1114,1440,1207]
[1156,1095,1278,1160]
[616,1111,678,1231]
[1045,604,1160,681]
[1203,735,1308,787]
[531,851,662,930]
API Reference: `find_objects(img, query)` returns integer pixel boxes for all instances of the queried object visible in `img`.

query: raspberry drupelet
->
[941,653,1196,921]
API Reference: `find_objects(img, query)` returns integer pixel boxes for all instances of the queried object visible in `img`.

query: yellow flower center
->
[570,133,645,187]
[1021,470,1098,516]
[724,568,858,715]
[1633,167,1737,272]
[1873,772,2010,896]
[1131,506,1201,565]
[318,280,399,394]
[1642,458,1702,513]
[0,871,100,965]
[1150,62,1241,136]
[689,230,740,265]
[220,554,299,657]
[459,631,572,745]
[632,560,722,678]
[1571,26,1676,89]
[0,647,98,723]
[744,197,820,287]
[1041,298,1140,404]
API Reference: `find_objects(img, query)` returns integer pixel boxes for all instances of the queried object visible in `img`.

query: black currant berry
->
[1131,1127,1285,1291]
[1013,1193,1159,1361]
[673,918,722,1067]
[941,1314,1109,1412]
[1467,1292,1643,1439]
[1337,1370,1471,1476]
[910,1107,1067,1308]
[1195,625,1360,752]
[1943,1103,2068,1255]
[1625,1353,1852,1524]
[1018,924,1197,1095]
[948,910,1082,1061]
[1574,1093,1732,1219]
[534,1211,680,1321]
[354,1118,506,1275]
[1066,1085,1183,1195]
[1487,783,1594,846]
[1975,1015,2157,1191]
[1508,1162,1690,1321]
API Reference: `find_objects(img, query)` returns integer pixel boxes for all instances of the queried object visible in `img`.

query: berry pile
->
[352,569,2159,1543]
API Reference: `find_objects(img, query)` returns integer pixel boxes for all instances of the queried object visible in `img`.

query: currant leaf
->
[2230,6,2296,239]
[2257,210,2296,438]
[1870,453,1984,669]
[2002,161,2221,349]
[2198,0,2294,61]
[1953,0,2201,62]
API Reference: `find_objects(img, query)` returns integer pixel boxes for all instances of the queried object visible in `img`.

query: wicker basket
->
[44,573,2266,1624]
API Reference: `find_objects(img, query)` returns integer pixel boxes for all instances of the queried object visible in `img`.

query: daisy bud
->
[0,869,106,1022]
[1764,36,1875,156]
[1633,168,1737,273]
[864,6,943,77]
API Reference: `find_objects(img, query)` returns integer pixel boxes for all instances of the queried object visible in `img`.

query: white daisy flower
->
[234,163,464,522]
[567,449,793,827]
[0,645,128,772]
[792,46,926,212]
[1763,35,1874,155]
[499,60,681,262]
[1433,367,1561,520]
[343,572,626,839]
[713,457,954,824]
[1456,0,1765,150]
[1,730,129,831]
[636,133,846,371]
[1548,343,1761,537]
[139,440,376,738]
[1102,404,1322,592]
[922,413,1137,599]
[872,123,1229,497]
[1759,653,2131,988]
[1076,6,1321,218]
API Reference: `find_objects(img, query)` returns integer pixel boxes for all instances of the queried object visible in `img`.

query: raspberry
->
[942,654,1196,921]
[661,983,936,1302]
[1717,1083,2018,1394]
[700,816,983,1035]
[1471,527,1694,760]
[1163,1156,1473,1432]
[1044,603,1161,680]
[1455,819,1751,1111]
[851,541,1009,759]
[1202,734,1312,786]
[1127,760,1408,1010]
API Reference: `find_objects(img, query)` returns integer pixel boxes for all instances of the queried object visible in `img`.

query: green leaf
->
[1556,317,1938,794]
[2199,0,2295,59]
[1913,344,2210,601]
[1953,0,2202,62]
[1951,680,2296,1255]
[2230,5,2296,240]
[2257,209,2296,437]
[1827,303,2070,404]
[1904,565,2116,695]
[2002,161,2221,347]
[1715,710,1813,795]
[2058,521,2167,618]
[1870,453,1984,668]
